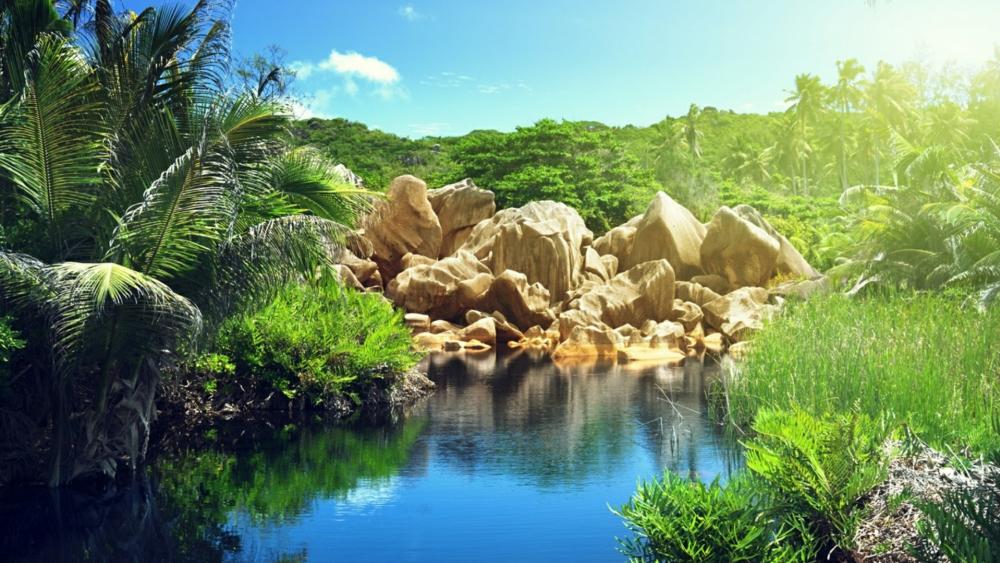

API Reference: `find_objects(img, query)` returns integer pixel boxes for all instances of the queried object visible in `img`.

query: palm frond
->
[259,147,374,224]
[197,214,349,327]
[0,33,105,254]
[106,139,235,280]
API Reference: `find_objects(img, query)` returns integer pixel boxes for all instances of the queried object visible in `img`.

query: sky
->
[143,1,1000,138]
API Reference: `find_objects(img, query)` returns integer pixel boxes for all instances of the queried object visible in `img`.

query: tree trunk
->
[839,101,849,191]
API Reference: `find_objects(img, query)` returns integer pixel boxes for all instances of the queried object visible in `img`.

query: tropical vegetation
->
[301,51,1000,300]
[721,294,1000,459]
[0,0,380,486]
[618,409,888,561]
[210,272,419,410]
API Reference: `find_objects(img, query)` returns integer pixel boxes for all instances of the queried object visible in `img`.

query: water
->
[0,351,741,562]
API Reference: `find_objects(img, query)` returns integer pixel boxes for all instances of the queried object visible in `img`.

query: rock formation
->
[594,191,706,279]
[574,259,676,328]
[461,201,592,302]
[700,206,780,288]
[427,179,496,257]
[364,175,443,280]
[341,173,822,363]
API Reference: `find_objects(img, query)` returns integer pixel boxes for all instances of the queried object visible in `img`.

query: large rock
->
[333,164,364,187]
[593,192,706,279]
[459,317,497,346]
[555,308,603,342]
[769,277,830,301]
[574,259,676,328]
[690,274,730,295]
[674,281,721,307]
[338,249,381,289]
[552,324,622,360]
[482,269,556,330]
[702,287,778,342]
[364,175,443,281]
[461,201,592,303]
[731,205,819,280]
[466,310,524,343]
[427,179,496,257]
[671,299,703,332]
[333,264,364,290]
[700,206,780,288]
[386,251,492,320]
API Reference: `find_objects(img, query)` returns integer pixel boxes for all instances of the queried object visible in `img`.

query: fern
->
[743,408,887,549]
[614,471,816,562]
[914,484,1000,562]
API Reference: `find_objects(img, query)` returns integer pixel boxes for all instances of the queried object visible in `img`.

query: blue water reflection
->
[0,351,740,562]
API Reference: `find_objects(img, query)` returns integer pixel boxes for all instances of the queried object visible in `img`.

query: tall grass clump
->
[723,293,1000,458]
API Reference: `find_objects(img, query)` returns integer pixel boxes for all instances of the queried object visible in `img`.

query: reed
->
[722,293,1000,459]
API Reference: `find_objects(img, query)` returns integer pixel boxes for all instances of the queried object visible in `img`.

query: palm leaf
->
[106,139,235,281]
[259,147,374,224]
[0,33,105,254]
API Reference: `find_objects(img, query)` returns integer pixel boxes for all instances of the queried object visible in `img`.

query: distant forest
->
[293,53,1000,275]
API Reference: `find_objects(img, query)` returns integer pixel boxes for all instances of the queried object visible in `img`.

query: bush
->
[914,483,1000,562]
[723,293,1000,459]
[616,471,815,562]
[214,274,420,407]
[744,408,887,548]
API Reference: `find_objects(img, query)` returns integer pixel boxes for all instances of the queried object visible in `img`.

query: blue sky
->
[196,1,1000,137]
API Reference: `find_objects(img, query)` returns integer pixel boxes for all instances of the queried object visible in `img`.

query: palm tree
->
[675,103,703,160]
[785,74,826,193]
[830,59,865,191]
[721,136,773,185]
[0,0,372,486]
[863,62,914,186]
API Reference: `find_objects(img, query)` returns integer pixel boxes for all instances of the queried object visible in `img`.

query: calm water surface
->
[1,352,740,562]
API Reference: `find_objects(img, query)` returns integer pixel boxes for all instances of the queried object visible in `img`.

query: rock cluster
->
[337,173,825,364]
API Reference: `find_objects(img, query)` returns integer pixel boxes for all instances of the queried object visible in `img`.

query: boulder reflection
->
[418,351,740,485]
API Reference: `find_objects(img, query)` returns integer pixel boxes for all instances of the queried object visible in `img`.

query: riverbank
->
[154,366,435,442]
[619,292,1000,561]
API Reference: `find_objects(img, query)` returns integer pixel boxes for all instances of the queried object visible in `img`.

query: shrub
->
[214,274,420,407]
[616,471,815,562]
[743,408,887,549]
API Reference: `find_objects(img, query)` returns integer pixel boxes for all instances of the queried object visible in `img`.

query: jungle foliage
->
[298,53,1000,299]
[0,0,373,486]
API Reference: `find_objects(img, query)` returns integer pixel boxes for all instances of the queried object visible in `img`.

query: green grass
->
[722,293,1000,459]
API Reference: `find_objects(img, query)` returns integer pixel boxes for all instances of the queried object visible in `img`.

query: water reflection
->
[0,423,425,562]
[0,352,740,562]
[422,351,739,484]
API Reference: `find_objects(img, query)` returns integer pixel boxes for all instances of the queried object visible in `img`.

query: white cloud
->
[398,5,423,21]
[319,50,399,84]
[289,49,403,103]
[477,83,510,95]
[289,60,315,80]
[422,72,525,95]
[289,88,339,119]
[375,83,409,101]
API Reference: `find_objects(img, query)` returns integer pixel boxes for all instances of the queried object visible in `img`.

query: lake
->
[0,351,740,562]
